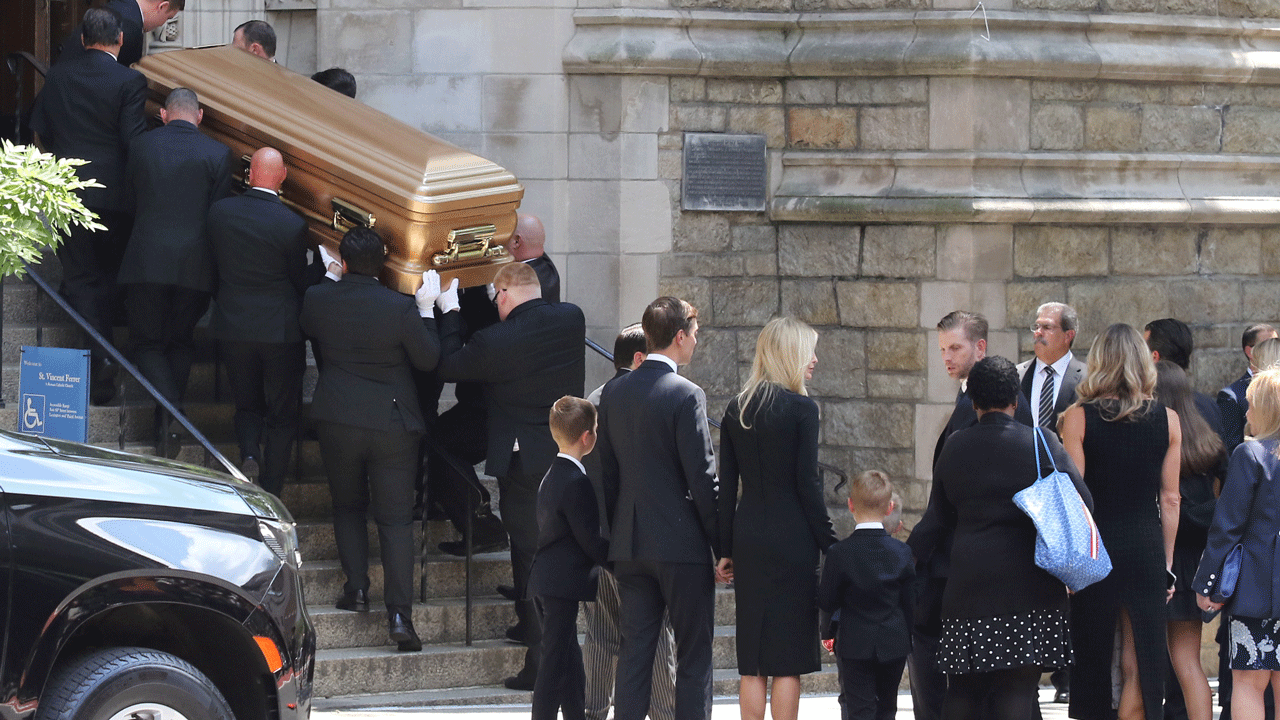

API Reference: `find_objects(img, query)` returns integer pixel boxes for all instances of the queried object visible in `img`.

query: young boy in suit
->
[819,470,915,720]
[528,396,610,720]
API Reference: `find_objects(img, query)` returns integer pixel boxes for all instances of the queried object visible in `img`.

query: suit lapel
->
[1020,363,1035,401]
[1055,359,1085,414]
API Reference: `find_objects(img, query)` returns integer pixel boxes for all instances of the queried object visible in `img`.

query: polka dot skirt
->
[937,607,1072,674]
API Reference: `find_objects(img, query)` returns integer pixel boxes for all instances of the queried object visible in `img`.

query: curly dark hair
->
[968,355,1020,411]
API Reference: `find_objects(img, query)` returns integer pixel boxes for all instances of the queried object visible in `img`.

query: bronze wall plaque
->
[681,133,767,212]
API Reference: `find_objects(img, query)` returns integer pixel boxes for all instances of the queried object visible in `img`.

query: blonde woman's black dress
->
[718,390,838,676]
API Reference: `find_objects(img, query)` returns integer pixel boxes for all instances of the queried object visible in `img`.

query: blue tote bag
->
[1013,427,1113,592]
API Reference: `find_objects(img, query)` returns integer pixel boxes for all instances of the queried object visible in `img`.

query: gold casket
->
[135,46,522,293]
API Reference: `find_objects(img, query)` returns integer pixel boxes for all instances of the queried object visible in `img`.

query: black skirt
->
[937,608,1072,674]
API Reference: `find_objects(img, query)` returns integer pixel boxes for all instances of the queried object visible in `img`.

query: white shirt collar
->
[855,521,885,531]
[647,353,679,372]
[250,186,279,196]
[101,49,119,61]
[556,453,586,475]
[1036,350,1074,376]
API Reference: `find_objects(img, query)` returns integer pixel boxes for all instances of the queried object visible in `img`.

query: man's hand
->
[1197,593,1223,613]
[822,639,835,654]
[715,557,734,584]
[436,277,460,313]
[415,270,441,317]
[486,282,497,304]
[317,245,343,281]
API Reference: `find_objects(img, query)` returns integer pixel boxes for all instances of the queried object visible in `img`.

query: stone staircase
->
[0,257,843,709]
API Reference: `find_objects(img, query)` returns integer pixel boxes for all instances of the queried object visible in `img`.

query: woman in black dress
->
[716,317,837,720]
[1154,360,1226,720]
[920,355,1090,719]
[1060,323,1182,720]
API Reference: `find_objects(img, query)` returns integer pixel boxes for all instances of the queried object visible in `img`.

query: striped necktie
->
[1039,365,1057,429]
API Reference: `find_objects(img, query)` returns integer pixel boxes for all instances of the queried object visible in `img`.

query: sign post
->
[18,346,90,443]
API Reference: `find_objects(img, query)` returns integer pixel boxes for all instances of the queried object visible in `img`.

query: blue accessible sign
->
[18,346,90,443]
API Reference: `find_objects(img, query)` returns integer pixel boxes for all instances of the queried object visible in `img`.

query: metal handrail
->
[20,262,245,480]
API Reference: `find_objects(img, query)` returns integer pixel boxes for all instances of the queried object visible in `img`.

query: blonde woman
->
[1196,368,1280,720]
[715,317,837,720]
[1060,323,1182,720]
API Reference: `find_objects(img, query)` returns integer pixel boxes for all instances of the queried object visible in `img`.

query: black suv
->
[0,429,315,720]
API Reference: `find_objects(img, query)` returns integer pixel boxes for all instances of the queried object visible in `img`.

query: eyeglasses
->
[1031,323,1060,332]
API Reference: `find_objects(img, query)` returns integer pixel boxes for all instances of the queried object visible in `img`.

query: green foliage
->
[0,140,105,278]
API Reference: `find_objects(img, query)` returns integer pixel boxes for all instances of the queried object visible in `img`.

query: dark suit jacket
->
[207,188,310,343]
[1018,354,1086,434]
[118,120,233,291]
[1194,438,1280,618]
[436,298,586,478]
[30,48,147,212]
[527,254,561,304]
[918,412,1091,620]
[818,528,915,661]
[56,0,147,68]
[528,456,610,601]
[1218,373,1252,452]
[300,274,440,434]
[931,386,1035,472]
[599,359,719,564]
[1194,391,1224,439]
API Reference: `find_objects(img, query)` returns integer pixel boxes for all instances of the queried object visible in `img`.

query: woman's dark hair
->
[338,227,386,277]
[968,355,1020,411]
[1154,360,1227,477]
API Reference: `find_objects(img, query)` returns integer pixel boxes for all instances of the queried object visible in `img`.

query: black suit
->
[1219,373,1252,452]
[1017,354,1086,435]
[819,527,915,720]
[599,358,718,720]
[528,254,561,304]
[120,119,232,408]
[529,456,609,720]
[207,188,309,494]
[437,297,586,675]
[57,0,148,68]
[30,47,147,366]
[301,274,441,612]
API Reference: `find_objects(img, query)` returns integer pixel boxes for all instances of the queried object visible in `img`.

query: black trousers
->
[908,628,946,720]
[501,451,543,672]
[534,595,586,720]
[221,340,304,495]
[613,560,714,720]
[839,655,907,720]
[427,398,502,539]
[941,666,1042,720]
[317,421,420,611]
[57,210,130,363]
[127,283,210,406]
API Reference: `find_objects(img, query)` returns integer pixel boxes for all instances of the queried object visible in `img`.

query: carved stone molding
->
[770,151,1280,224]
[564,9,1280,83]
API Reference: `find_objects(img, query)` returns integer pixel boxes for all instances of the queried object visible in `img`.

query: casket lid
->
[136,46,521,214]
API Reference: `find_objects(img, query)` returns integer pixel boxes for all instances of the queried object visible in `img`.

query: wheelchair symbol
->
[22,395,45,433]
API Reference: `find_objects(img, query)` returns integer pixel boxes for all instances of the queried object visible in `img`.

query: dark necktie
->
[1039,365,1057,429]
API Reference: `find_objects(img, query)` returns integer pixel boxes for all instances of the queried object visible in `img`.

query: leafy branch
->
[0,140,105,278]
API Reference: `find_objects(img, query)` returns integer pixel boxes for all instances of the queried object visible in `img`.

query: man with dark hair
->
[300,229,447,652]
[31,7,149,404]
[1017,302,1086,440]
[119,88,233,453]
[207,147,308,494]
[232,20,277,61]
[599,296,718,720]
[1219,323,1279,452]
[435,261,587,690]
[312,68,357,98]
[1143,317,1223,435]
[57,0,184,67]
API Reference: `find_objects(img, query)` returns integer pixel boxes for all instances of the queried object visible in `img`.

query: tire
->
[36,647,234,720]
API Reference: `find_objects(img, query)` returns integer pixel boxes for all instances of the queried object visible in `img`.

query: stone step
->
[302,552,514,604]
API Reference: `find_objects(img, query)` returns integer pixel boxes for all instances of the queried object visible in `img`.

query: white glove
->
[436,278,461,313]
[486,282,497,303]
[317,245,343,281]
[415,270,441,317]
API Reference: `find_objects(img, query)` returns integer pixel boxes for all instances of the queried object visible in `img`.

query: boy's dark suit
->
[528,456,609,720]
[819,527,915,720]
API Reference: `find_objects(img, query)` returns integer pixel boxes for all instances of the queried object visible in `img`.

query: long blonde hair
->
[736,317,818,428]
[1246,368,1280,442]
[1073,323,1156,422]
[1253,338,1280,372]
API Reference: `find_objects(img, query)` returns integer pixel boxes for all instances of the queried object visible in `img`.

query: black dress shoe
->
[496,584,519,601]
[505,624,529,645]
[503,667,536,691]
[438,536,508,556]
[90,361,119,406]
[388,611,421,652]
[335,588,370,612]
[1054,690,1069,703]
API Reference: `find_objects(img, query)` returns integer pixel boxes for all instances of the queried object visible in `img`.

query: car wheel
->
[36,647,233,720]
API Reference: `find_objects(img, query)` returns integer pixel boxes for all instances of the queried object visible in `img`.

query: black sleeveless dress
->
[1069,401,1169,720]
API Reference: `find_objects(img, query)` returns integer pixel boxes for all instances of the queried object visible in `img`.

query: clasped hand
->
[414,270,460,316]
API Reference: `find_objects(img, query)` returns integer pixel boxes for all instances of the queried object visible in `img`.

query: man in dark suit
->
[1017,302,1086,438]
[914,310,1033,720]
[207,147,309,494]
[119,87,232,451]
[1218,323,1277,453]
[598,296,718,720]
[1144,317,1224,437]
[510,213,561,303]
[56,0,183,67]
[232,20,277,62]
[436,261,586,690]
[30,8,148,404]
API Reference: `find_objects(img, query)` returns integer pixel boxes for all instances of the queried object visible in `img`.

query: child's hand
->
[715,557,734,583]
[822,639,835,654]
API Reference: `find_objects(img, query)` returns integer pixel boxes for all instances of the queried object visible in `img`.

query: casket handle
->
[433,224,508,267]
[332,198,376,231]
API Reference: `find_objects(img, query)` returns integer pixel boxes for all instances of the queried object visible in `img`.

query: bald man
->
[57,0,183,67]
[207,147,310,494]
[509,214,560,303]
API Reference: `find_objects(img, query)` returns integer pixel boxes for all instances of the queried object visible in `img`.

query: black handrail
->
[20,261,246,480]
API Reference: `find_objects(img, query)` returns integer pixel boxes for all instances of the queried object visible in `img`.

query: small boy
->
[527,396,610,720]
[818,470,915,720]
